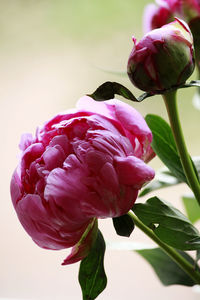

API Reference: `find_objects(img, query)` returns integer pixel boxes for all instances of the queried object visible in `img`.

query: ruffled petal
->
[10,170,22,208]
[114,155,155,188]
[44,167,88,222]
[105,99,153,145]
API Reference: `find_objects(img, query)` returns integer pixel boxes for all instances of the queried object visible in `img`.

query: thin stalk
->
[163,90,200,206]
[128,212,200,284]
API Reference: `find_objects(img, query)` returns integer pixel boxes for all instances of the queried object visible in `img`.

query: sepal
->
[112,214,135,237]
[62,218,98,265]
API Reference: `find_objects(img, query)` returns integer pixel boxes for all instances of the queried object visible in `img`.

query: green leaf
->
[79,230,107,300]
[136,247,196,286]
[87,81,139,102]
[112,214,135,237]
[145,114,187,183]
[182,194,200,224]
[133,196,200,250]
[139,167,181,197]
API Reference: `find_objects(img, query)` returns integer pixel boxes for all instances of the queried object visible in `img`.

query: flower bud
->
[127,18,195,93]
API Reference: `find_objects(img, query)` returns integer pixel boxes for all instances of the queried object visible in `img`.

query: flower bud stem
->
[129,212,200,284]
[163,90,200,206]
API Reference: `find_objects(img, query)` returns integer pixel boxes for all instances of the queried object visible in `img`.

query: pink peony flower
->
[10,97,155,265]
[158,0,200,20]
[143,0,200,39]
[127,18,194,93]
[143,3,173,33]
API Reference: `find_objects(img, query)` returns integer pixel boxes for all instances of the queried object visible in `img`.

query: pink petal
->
[43,146,65,170]
[85,148,113,173]
[143,4,160,33]
[16,194,89,250]
[100,162,119,192]
[44,167,88,222]
[49,135,69,154]
[105,99,153,145]
[114,155,155,188]
[77,96,112,118]
[21,143,44,171]
[19,133,34,151]
[10,170,22,208]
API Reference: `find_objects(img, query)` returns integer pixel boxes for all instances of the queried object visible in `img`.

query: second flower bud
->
[127,18,195,93]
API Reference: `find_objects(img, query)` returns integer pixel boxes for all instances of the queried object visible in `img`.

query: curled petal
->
[43,147,65,170]
[114,155,155,188]
[19,133,34,151]
[44,167,88,222]
[10,170,22,208]
[105,99,153,145]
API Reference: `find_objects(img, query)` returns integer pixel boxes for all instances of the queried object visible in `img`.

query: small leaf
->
[145,114,187,183]
[139,167,181,197]
[182,194,200,224]
[88,81,138,102]
[112,214,135,237]
[79,230,107,300]
[133,197,200,250]
[136,247,196,286]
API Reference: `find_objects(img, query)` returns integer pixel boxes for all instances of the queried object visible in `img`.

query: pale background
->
[1,1,200,299]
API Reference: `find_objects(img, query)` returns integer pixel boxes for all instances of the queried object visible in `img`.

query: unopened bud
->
[127,18,195,93]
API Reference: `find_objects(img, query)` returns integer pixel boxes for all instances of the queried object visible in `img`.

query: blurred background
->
[1,0,200,299]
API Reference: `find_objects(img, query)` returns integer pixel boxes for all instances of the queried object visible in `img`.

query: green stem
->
[128,211,200,284]
[163,90,200,206]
